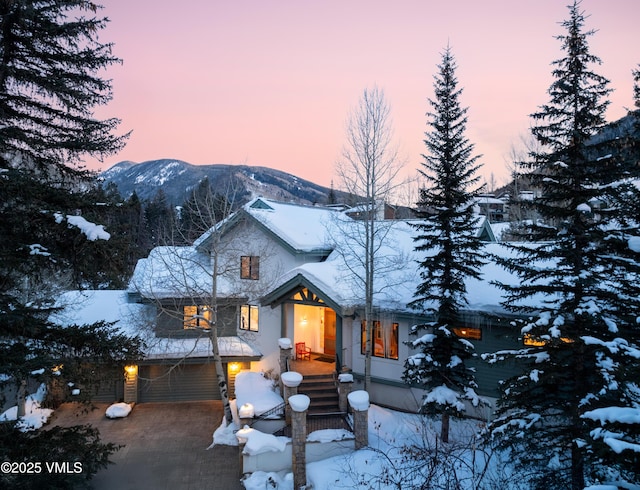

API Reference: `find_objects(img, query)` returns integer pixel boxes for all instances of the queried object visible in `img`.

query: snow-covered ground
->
[212,371,520,490]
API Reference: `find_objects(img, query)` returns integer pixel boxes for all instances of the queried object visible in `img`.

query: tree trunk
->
[211,246,232,423]
[441,412,450,443]
[17,379,27,418]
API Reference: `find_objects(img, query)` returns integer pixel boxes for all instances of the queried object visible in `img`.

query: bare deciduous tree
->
[335,86,406,390]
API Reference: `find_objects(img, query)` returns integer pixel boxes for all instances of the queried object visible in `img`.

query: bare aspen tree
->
[335,86,405,390]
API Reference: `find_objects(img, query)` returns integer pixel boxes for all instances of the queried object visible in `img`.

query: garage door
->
[138,363,221,403]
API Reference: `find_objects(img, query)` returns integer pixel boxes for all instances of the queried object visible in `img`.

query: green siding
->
[138,363,221,402]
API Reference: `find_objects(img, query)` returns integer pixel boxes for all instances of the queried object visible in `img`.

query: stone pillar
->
[348,390,369,449]
[289,394,310,490]
[278,338,293,396]
[281,371,302,425]
[337,372,354,413]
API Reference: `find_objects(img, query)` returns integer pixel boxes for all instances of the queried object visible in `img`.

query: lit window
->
[453,327,482,340]
[241,256,260,280]
[183,305,212,329]
[361,320,399,360]
[240,305,259,332]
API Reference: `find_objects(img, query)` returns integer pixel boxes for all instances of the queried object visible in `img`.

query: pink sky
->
[88,0,639,189]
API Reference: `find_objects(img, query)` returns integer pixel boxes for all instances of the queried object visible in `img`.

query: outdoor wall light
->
[124,365,138,380]
[300,316,308,326]
[229,362,241,374]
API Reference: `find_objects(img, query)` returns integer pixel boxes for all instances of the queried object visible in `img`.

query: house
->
[54,198,528,415]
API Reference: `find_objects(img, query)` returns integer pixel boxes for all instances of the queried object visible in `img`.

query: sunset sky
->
[89,0,640,189]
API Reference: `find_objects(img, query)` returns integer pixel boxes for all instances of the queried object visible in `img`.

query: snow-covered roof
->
[49,290,261,360]
[194,198,337,254]
[128,246,211,299]
[263,220,548,316]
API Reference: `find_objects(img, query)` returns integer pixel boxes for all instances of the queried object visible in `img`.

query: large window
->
[183,305,212,329]
[241,256,260,280]
[361,320,399,360]
[240,305,259,332]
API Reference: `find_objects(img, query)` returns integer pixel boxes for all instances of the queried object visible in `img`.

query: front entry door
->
[324,308,336,356]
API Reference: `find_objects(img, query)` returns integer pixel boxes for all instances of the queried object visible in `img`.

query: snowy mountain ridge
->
[100,159,336,206]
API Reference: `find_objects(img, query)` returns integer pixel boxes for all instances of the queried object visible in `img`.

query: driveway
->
[49,401,243,490]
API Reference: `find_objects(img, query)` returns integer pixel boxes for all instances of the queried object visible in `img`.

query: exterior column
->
[281,371,302,425]
[278,338,293,396]
[348,390,369,450]
[338,372,354,413]
[289,394,310,490]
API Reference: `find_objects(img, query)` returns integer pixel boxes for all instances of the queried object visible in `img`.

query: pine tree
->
[485,3,640,488]
[0,2,142,485]
[633,64,640,109]
[403,46,486,443]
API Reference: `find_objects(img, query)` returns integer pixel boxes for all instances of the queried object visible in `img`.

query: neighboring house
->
[53,198,529,415]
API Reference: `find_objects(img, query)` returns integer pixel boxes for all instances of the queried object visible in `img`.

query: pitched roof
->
[194,197,337,255]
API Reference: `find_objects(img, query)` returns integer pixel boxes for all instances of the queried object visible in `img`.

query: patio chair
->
[295,342,311,361]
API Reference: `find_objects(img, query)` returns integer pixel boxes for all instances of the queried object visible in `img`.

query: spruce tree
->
[403,45,486,443]
[485,3,640,488]
[633,64,640,109]
[0,2,142,485]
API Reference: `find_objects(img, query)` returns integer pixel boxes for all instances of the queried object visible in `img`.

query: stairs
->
[297,373,341,416]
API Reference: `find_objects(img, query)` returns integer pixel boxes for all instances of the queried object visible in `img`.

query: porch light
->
[300,316,308,326]
[124,365,138,380]
[229,362,241,374]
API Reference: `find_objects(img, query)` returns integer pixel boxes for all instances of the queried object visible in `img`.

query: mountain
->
[100,159,338,206]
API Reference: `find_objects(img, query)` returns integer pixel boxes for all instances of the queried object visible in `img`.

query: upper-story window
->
[241,256,260,280]
[183,305,212,330]
[240,305,259,332]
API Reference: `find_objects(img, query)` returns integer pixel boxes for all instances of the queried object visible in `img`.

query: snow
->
[278,338,292,349]
[288,394,310,412]
[280,371,302,388]
[54,213,110,241]
[424,385,465,411]
[236,426,288,455]
[338,373,354,383]
[582,406,640,425]
[0,384,53,431]
[306,429,352,443]
[105,402,133,419]
[347,390,369,411]
[234,371,284,417]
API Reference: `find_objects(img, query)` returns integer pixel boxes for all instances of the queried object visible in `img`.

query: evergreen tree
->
[0,2,142,485]
[144,189,176,246]
[403,46,486,443]
[633,64,640,109]
[485,3,640,488]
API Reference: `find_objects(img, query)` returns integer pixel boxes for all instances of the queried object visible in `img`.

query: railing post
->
[281,371,302,425]
[278,338,293,396]
[348,390,369,450]
[289,394,310,490]
[338,372,354,413]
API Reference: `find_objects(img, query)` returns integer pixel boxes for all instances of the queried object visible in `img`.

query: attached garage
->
[138,362,222,403]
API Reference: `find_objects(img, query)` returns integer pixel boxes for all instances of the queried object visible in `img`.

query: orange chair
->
[296,342,311,361]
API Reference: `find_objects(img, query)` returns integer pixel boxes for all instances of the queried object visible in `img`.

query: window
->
[453,327,482,340]
[183,305,212,329]
[361,320,399,360]
[241,256,260,280]
[240,305,259,332]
